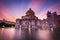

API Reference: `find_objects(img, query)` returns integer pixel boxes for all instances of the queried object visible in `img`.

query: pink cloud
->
[27,0,45,11]
[37,2,60,20]
[0,5,15,22]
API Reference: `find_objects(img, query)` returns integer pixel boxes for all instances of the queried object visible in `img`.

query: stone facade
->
[15,8,41,29]
[15,8,60,30]
[47,11,60,28]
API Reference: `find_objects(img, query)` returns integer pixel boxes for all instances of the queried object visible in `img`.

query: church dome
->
[26,8,35,16]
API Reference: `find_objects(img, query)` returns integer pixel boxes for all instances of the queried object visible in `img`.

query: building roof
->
[26,8,35,16]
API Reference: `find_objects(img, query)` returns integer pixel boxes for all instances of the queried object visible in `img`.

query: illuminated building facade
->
[15,8,41,29]
[15,8,60,30]
[47,11,60,28]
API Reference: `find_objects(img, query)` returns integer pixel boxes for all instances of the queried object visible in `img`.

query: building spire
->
[29,8,31,10]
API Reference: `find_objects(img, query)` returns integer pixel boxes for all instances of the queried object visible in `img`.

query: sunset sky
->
[0,0,60,22]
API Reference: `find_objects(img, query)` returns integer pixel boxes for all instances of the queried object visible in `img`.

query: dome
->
[26,8,35,16]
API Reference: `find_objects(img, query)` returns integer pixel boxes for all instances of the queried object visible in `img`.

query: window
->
[58,20,60,24]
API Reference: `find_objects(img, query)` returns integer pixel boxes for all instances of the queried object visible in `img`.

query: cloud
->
[27,0,45,11]
[0,5,15,22]
[37,2,60,19]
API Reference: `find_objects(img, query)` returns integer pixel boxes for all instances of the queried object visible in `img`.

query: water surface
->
[0,27,52,40]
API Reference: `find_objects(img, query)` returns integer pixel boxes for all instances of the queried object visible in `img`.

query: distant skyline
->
[0,0,60,22]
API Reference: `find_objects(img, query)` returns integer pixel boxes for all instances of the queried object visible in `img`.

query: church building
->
[15,8,41,29]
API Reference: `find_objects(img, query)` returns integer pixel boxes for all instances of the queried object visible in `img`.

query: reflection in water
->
[14,28,22,40]
[28,25,31,37]
[0,28,15,40]
[51,27,53,32]
[0,27,52,40]
[37,28,51,40]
